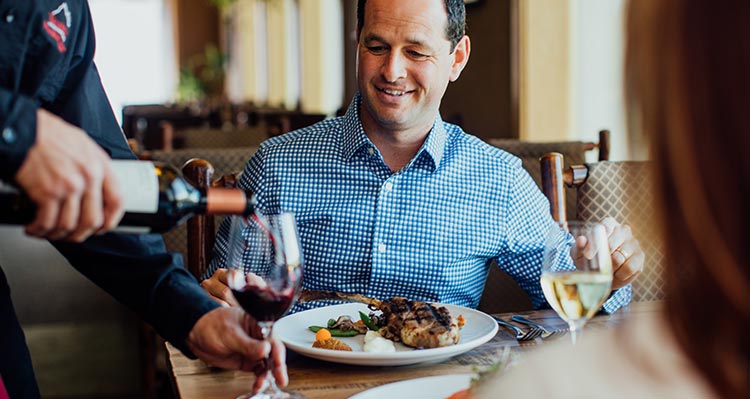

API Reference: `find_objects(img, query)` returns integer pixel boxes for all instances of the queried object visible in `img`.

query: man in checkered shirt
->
[201,0,644,314]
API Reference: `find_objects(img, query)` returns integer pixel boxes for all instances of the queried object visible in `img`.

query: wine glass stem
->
[568,320,585,345]
[257,322,282,394]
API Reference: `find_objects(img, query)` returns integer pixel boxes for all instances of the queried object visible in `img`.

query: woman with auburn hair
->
[473,0,750,397]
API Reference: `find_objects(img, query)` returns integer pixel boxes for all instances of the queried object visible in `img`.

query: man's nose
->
[381,52,407,83]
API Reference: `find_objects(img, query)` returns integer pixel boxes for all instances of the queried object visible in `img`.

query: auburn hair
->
[625,0,750,397]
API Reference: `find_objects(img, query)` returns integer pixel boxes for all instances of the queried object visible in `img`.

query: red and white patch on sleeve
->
[42,2,72,53]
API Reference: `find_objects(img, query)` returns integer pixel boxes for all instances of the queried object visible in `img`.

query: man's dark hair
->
[356,0,466,52]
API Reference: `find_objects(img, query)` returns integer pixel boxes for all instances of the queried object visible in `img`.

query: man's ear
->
[449,35,471,82]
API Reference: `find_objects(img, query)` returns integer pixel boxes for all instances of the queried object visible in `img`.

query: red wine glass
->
[225,213,304,399]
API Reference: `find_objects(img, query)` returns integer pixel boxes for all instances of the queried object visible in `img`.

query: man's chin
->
[373,113,410,129]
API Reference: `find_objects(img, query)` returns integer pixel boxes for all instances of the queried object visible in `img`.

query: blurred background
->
[0,0,635,398]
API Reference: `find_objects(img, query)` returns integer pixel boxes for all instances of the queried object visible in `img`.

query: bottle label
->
[110,160,159,214]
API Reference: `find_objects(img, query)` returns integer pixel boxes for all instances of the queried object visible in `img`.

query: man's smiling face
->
[356,0,466,134]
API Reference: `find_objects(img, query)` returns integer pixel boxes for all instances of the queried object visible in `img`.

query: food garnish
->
[308,325,360,337]
[359,311,379,330]
[299,290,460,348]
[312,337,352,351]
[315,328,332,341]
[362,330,395,353]
[446,347,518,398]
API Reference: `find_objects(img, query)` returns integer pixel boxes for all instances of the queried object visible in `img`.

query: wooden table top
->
[167,301,662,399]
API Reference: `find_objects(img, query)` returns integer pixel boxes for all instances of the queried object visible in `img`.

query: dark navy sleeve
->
[47,52,219,357]
[0,89,37,181]
[1,0,221,356]
[0,1,39,181]
[52,234,220,356]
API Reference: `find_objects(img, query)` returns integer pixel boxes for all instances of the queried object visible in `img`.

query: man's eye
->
[367,46,387,54]
[408,50,428,59]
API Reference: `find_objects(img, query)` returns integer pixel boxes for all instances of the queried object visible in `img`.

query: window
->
[89,0,176,125]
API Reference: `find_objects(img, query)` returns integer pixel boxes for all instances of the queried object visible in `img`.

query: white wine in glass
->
[541,221,613,344]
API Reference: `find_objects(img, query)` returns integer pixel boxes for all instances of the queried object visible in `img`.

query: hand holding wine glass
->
[541,221,613,344]
[186,306,288,387]
[225,213,305,399]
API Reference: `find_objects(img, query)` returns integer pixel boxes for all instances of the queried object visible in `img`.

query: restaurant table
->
[167,301,662,399]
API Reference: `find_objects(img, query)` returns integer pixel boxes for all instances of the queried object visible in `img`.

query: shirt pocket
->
[24,20,68,103]
[292,213,337,264]
[294,213,334,240]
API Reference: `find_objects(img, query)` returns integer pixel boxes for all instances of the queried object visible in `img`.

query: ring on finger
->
[613,247,628,259]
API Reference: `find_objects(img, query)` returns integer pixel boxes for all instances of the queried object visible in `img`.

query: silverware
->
[493,316,543,341]
[510,315,568,339]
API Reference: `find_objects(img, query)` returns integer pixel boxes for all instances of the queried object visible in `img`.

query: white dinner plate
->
[348,373,476,399]
[273,302,498,366]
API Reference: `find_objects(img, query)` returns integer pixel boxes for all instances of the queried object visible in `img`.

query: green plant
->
[175,44,227,103]
[208,0,237,11]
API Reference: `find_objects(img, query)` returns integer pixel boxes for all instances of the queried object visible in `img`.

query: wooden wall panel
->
[173,0,219,67]
[440,1,516,140]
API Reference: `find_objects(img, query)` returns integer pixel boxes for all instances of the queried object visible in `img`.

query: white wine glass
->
[225,213,305,399]
[540,221,613,344]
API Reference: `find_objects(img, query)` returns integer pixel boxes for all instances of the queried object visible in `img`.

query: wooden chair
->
[150,150,254,278]
[539,153,665,302]
[158,126,267,153]
[487,129,610,221]
[180,159,243,279]
[256,109,328,137]
[477,131,610,314]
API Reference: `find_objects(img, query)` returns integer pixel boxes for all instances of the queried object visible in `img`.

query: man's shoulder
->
[258,117,341,154]
[444,123,523,171]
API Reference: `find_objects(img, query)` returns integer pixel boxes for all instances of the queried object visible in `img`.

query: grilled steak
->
[298,290,460,348]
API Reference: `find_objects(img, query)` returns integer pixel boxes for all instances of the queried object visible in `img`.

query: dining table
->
[166,301,662,399]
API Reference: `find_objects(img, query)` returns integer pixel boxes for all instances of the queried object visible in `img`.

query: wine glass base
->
[236,391,307,399]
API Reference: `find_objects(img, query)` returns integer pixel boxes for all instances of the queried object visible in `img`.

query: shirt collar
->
[339,93,448,173]
[339,95,372,161]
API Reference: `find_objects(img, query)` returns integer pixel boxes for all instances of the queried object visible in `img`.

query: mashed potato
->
[363,330,396,353]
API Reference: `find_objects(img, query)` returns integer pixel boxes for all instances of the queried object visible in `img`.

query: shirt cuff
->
[0,94,38,181]
[151,268,221,358]
[601,284,632,314]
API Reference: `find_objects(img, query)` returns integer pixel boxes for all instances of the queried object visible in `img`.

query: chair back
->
[478,131,610,314]
[150,152,252,279]
[179,160,242,279]
[478,262,533,313]
[540,153,665,302]
[148,146,256,178]
[487,129,610,221]
[173,127,267,150]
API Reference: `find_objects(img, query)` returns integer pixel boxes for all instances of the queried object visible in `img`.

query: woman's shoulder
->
[474,312,714,398]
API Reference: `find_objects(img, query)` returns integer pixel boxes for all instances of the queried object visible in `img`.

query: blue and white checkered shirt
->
[207,95,631,313]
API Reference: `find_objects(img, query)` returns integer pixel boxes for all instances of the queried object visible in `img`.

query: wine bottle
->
[0,160,256,233]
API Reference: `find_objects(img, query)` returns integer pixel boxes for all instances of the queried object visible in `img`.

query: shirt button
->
[377,243,387,253]
[2,127,16,143]
[384,181,393,192]
[367,147,375,155]
[5,11,14,23]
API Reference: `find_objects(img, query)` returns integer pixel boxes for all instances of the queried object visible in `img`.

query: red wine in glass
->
[232,284,296,322]
[226,213,305,399]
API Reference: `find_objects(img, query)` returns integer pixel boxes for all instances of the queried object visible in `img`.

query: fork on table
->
[510,315,568,339]
[492,316,544,341]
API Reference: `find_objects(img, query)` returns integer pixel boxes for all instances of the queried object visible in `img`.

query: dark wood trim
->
[342,0,358,112]
[598,129,611,161]
[509,0,521,138]
[540,152,566,222]
[183,159,215,280]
